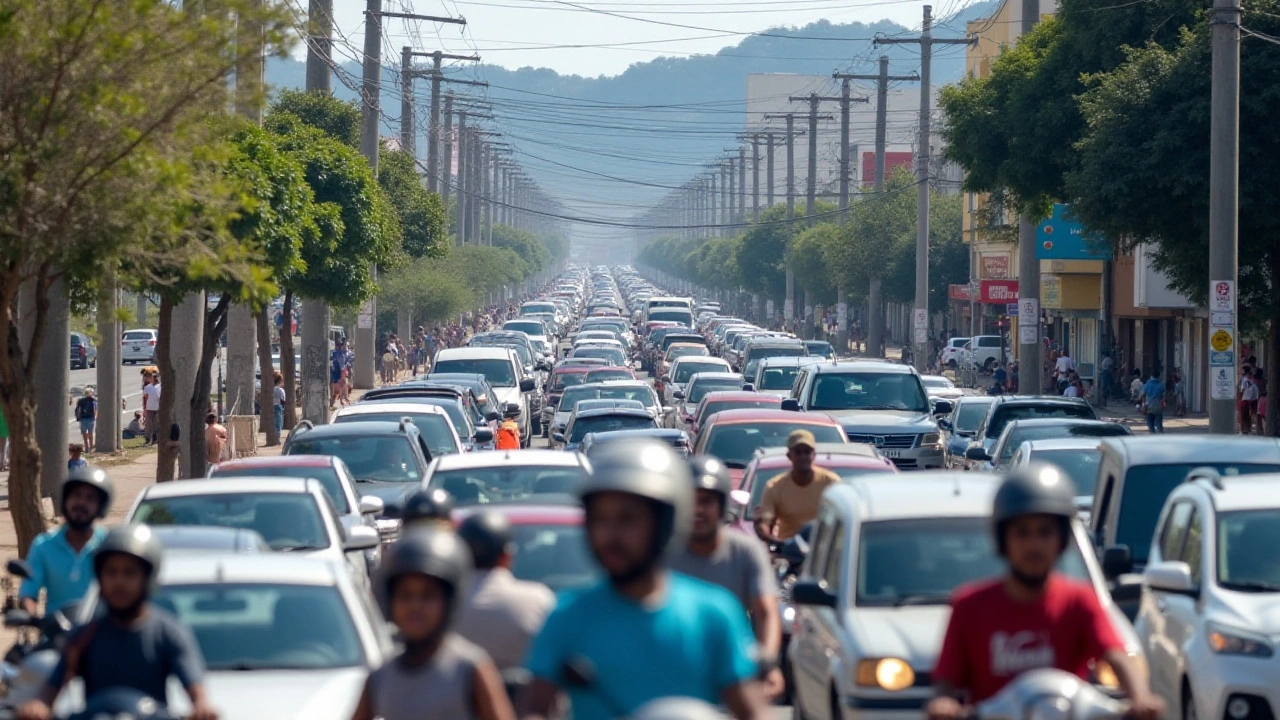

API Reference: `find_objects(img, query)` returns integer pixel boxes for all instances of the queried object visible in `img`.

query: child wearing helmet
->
[351,530,515,720]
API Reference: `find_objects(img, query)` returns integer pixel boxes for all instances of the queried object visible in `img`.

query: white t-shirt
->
[1055,355,1075,375]
[1063,385,1080,398]
[142,383,161,411]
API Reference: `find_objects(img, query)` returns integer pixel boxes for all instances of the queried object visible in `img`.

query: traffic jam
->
[6,264,1280,720]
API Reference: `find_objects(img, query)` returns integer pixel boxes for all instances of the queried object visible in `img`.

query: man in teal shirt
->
[19,468,113,614]
[521,441,768,720]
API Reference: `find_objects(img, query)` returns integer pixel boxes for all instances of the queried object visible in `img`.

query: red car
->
[690,408,848,486]
[451,504,596,592]
[687,391,783,439]
[584,366,637,384]
[732,444,896,532]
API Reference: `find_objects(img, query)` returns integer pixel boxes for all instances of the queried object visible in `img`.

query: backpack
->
[75,398,94,421]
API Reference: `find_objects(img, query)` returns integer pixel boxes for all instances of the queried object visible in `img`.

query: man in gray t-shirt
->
[670,455,783,699]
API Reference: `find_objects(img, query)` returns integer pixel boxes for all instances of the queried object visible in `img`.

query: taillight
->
[148,340,156,346]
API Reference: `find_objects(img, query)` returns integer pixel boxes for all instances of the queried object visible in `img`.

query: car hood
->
[827,411,937,433]
[177,668,369,720]
[1214,592,1280,636]
[357,481,418,507]
[757,388,791,398]
[494,386,522,408]
[843,605,950,666]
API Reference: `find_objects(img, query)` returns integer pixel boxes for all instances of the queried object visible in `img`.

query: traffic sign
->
[1211,280,1235,313]
[1210,328,1234,354]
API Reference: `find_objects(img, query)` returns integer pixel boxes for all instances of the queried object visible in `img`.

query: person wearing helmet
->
[351,530,515,720]
[521,440,768,720]
[927,465,1162,720]
[19,466,113,616]
[753,430,840,544]
[495,405,521,451]
[669,455,783,700]
[18,524,217,720]
[453,511,555,672]
[398,488,455,531]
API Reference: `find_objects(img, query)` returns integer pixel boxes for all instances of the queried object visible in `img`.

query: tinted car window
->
[549,373,588,392]
[287,435,421,482]
[569,415,655,443]
[334,412,459,456]
[1217,510,1280,590]
[758,366,802,391]
[210,465,350,513]
[135,493,329,551]
[687,380,743,404]
[703,422,845,467]
[954,401,993,433]
[997,424,1128,465]
[428,466,589,506]
[807,372,928,413]
[986,404,1097,438]
[1030,448,1103,501]
[509,524,597,592]
[673,362,727,384]
[434,359,515,387]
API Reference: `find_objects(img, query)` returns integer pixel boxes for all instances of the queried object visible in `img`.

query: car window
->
[687,380,742,404]
[758,366,802,391]
[1030,449,1103,501]
[597,386,658,409]
[134,492,329,551]
[427,466,590,506]
[286,435,422,483]
[210,465,350,514]
[333,412,459,456]
[954,401,992,433]
[365,398,473,437]
[987,404,1097,438]
[673,362,726,384]
[997,424,1126,465]
[1183,507,1203,584]
[1159,501,1194,563]
[123,331,153,341]
[509,523,598,592]
[978,337,1000,347]
[697,401,780,427]
[709,422,846,469]
[806,372,928,413]
[1217,509,1280,590]
[569,415,655,443]
[434,358,516,387]
[823,520,845,590]
[585,370,633,383]
[550,373,588,391]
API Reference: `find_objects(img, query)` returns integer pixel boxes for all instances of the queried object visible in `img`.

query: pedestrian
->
[1254,366,1268,434]
[204,413,227,466]
[1171,371,1187,417]
[1240,368,1260,434]
[74,388,97,453]
[122,411,144,441]
[1129,369,1145,404]
[1098,352,1114,407]
[330,341,346,410]
[1142,371,1167,434]
[142,372,161,446]
[272,372,286,436]
[67,444,87,471]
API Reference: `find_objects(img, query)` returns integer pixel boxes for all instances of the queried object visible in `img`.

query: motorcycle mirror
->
[3,608,32,628]
[6,559,32,580]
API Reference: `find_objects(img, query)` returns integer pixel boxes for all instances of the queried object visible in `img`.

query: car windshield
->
[569,415,655,443]
[923,377,954,389]
[434,359,516,387]
[1031,449,1103,501]
[703,422,845,468]
[687,380,743,404]
[428,466,590,506]
[508,524,598,592]
[1118,463,1280,564]
[856,517,1090,606]
[807,372,929,412]
[1218,510,1280,591]
[954,401,993,433]
[668,347,709,362]
[505,322,546,337]
[134,493,329,551]
[287,435,421,483]
[334,413,458,456]
[997,424,1128,465]
[986,404,1096,438]
[365,398,472,437]
[123,331,152,341]
[576,399,645,413]
[649,310,692,325]
[155,584,363,670]
[210,466,349,514]
[748,345,806,361]
[806,342,834,357]
[758,366,801,390]
[597,386,657,409]
[673,362,726,384]
[574,348,626,366]
[585,370,632,383]
[550,373,588,392]
[558,385,602,414]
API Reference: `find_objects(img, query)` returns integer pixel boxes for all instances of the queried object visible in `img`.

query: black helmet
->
[400,488,454,526]
[579,440,693,562]
[93,524,163,592]
[457,511,514,570]
[992,464,1077,555]
[374,529,473,620]
[687,454,732,518]
[62,466,113,519]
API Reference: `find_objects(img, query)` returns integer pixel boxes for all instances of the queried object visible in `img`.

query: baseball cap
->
[786,429,816,450]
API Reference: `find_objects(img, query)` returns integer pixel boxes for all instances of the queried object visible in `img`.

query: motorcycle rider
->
[926,465,1163,720]
[495,406,521,451]
[753,430,840,544]
[352,529,515,720]
[19,467,113,616]
[669,455,784,699]
[398,488,455,532]
[18,524,217,720]
[520,440,768,720]
[453,510,555,672]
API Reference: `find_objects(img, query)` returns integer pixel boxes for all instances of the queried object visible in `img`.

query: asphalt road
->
[65,359,227,428]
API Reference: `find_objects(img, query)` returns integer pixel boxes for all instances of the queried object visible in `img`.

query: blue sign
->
[1211,351,1235,366]
[1006,303,1019,316]
[1036,204,1113,260]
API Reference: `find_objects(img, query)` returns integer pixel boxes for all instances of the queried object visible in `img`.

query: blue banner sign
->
[1036,204,1113,260]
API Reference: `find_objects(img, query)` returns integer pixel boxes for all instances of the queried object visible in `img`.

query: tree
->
[267,89,361,148]
[789,224,840,305]
[379,259,474,328]
[928,193,968,314]
[735,207,792,303]
[0,0,292,551]
[379,148,447,259]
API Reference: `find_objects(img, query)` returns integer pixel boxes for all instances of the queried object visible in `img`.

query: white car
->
[422,448,592,505]
[788,471,1143,719]
[747,356,824,399]
[433,346,537,445]
[1007,438,1106,521]
[332,402,463,457]
[661,356,733,406]
[1136,470,1280,720]
[126,477,380,593]
[121,328,158,364]
[58,554,394,720]
[939,337,970,369]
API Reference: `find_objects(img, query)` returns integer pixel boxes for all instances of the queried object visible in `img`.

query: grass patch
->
[88,437,155,468]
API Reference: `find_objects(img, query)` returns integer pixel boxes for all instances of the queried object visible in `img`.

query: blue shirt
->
[68,457,87,470]
[525,572,758,719]
[19,525,107,610]
[1143,378,1166,403]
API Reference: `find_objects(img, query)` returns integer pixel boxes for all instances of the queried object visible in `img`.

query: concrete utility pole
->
[1017,0,1043,390]
[442,93,454,213]
[400,46,415,157]
[752,135,761,222]
[766,132,776,207]
[32,279,68,501]
[302,0,334,424]
[305,0,333,93]
[457,110,468,243]
[764,114,806,322]
[1208,0,1241,431]
[725,157,736,228]
[95,279,120,455]
[878,6,971,372]
[737,146,746,222]
[788,93,843,216]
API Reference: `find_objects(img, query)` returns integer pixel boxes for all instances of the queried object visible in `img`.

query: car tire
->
[983,357,996,372]
[89,359,96,368]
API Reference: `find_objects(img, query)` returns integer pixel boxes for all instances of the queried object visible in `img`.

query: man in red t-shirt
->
[927,466,1164,720]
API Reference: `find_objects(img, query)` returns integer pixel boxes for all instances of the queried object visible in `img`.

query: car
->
[938,395,995,469]
[208,454,385,568]
[121,328,158,364]
[745,356,823,399]
[541,366,593,435]
[450,504,597,594]
[583,366,637,384]
[332,402,463,457]
[69,332,96,369]
[555,407,658,452]
[739,338,808,375]
[966,395,1098,466]
[432,346,537,445]
[958,334,1009,371]
[1087,436,1280,615]
[62,554,395,720]
[660,356,733,406]
[423,449,591,507]
[671,372,745,430]
[568,344,627,368]
[126,477,381,592]
[419,372,504,428]
[688,391,784,439]
[1007,438,1109,521]
[920,374,964,401]
[691,408,848,485]
[503,318,553,353]
[594,379,669,425]
[579,428,692,458]
[787,472,1143,720]
[1136,470,1280,720]
[804,340,835,359]
[971,418,1132,472]
[783,360,951,470]
[359,391,495,453]
[282,420,433,542]
[939,336,970,369]
[734,443,896,531]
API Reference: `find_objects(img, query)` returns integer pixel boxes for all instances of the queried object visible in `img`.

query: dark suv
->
[70,332,96,370]
[963,395,1096,470]
[283,419,432,514]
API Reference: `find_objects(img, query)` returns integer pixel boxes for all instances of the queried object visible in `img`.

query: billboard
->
[861,152,913,185]
[1036,203,1112,260]
[979,280,1019,304]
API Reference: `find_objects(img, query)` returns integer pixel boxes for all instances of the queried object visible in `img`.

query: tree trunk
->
[279,291,298,428]
[156,297,178,482]
[188,298,230,480]
[256,306,280,447]
[1268,320,1278,437]
[868,276,884,358]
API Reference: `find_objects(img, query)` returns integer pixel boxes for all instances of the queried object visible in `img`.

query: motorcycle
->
[975,668,1128,720]
[0,560,76,704]
[772,523,812,703]
[0,688,178,720]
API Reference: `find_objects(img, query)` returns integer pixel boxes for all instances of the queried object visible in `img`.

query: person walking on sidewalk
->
[74,388,97,454]
[1142,372,1167,434]
[142,372,161,446]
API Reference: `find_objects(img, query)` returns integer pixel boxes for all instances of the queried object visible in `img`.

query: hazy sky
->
[322,0,943,77]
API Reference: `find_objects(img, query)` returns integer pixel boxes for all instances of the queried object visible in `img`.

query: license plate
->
[882,450,902,458]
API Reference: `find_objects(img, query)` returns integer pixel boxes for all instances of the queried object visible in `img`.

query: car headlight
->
[855,658,916,691]
[921,433,942,446]
[1208,623,1274,657]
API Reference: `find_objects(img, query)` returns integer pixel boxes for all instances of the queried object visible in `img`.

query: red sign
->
[981,254,1010,279]
[979,280,1020,304]
[948,284,971,301]
[861,152,913,184]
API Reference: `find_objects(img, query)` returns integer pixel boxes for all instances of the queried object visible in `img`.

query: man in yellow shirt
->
[754,430,841,543]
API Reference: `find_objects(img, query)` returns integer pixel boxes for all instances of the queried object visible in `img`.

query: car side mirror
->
[519,378,536,393]
[485,411,501,423]
[343,525,380,552]
[1145,560,1197,596]
[553,433,566,444]
[474,428,495,443]
[780,398,800,412]
[937,418,953,431]
[1102,544,1134,579]
[741,383,755,392]
[673,390,686,400]
[965,446,990,461]
[933,400,954,416]
[358,496,384,515]
[791,580,837,608]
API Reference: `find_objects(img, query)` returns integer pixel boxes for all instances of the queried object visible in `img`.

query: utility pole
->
[764,114,807,322]
[1018,0,1043,390]
[400,46,415,157]
[878,6,971,371]
[738,146,746,222]
[408,51,478,193]
[305,0,333,93]
[766,132,776,207]
[442,93,454,229]
[752,135,761,222]
[457,111,469,244]
[302,0,333,424]
[836,57,919,190]
[1208,0,1241,431]
[788,93,845,216]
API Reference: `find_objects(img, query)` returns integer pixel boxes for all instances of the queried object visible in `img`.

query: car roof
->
[290,420,415,438]
[992,394,1091,408]
[436,347,517,359]
[572,407,654,420]
[1188,472,1280,511]
[147,525,269,552]
[212,455,334,470]
[432,448,587,470]
[703,408,840,424]
[700,391,781,402]
[758,356,823,367]
[1004,418,1128,432]
[833,471,1003,521]
[1099,435,1280,466]
[587,428,689,441]
[956,395,996,405]
[141,476,320,499]
[452,504,584,526]
[809,360,915,375]
[688,372,744,382]
[157,553,343,586]
[1022,438,1107,452]
[335,403,450,417]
